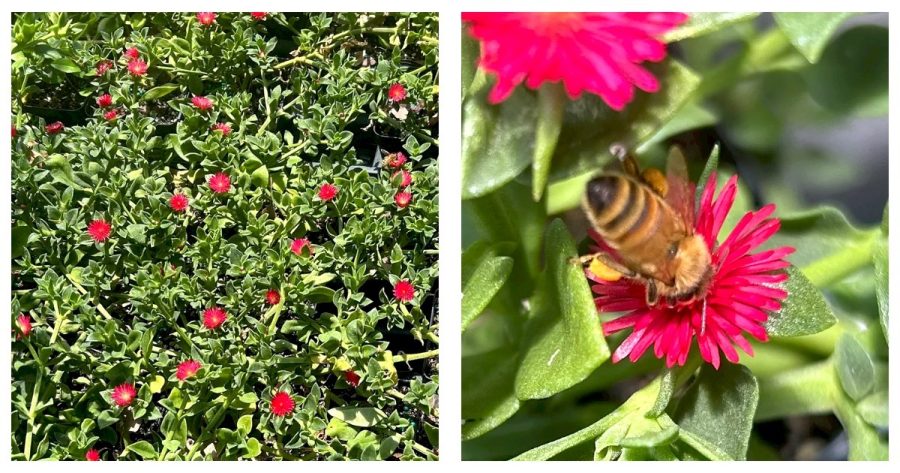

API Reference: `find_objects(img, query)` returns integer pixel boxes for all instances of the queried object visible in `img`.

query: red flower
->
[176,359,202,381]
[462,12,688,110]
[344,370,361,388]
[127,59,148,76]
[96,94,113,108]
[250,12,267,20]
[265,289,281,305]
[391,169,412,188]
[587,174,794,369]
[270,390,295,417]
[191,96,213,111]
[383,151,407,168]
[203,307,227,330]
[87,219,112,243]
[208,172,231,194]
[393,280,415,302]
[96,59,114,76]
[290,238,313,256]
[197,12,217,26]
[388,83,407,102]
[11,125,17,138]
[45,121,64,134]
[394,191,412,208]
[111,383,136,407]
[169,193,189,212]
[318,183,338,201]
[15,314,32,339]
[103,110,118,122]
[85,449,100,461]
[211,122,231,135]
[124,47,140,60]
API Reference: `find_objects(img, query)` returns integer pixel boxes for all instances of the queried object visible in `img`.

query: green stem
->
[256,69,273,136]
[24,369,43,461]
[409,440,436,457]
[273,52,322,70]
[802,231,878,287]
[186,396,233,460]
[392,349,439,363]
[755,360,835,422]
[49,301,64,345]
[331,27,397,42]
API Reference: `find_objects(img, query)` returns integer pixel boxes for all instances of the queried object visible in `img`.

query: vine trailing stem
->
[392,349,439,363]
[24,369,43,461]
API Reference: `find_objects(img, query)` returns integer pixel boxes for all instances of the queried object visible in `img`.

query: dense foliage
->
[462,13,887,460]
[12,12,438,460]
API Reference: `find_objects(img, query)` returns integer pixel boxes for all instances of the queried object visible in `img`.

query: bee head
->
[673,235,711,292]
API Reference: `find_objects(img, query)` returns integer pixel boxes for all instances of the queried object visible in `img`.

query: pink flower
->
[202,307,227,330]
[383,151,407,168]
[211,122,231,135]
[587,173,794,369]
[45,121,64,134]
[265,289,281,305]
[124,47,140,60]
[197,12,217,26]
[388,83,407,102]
[87,219,112,242]
[462,12,688,110]
[393,280,415,302]
[290,238,313,256]
[394,191,412,208]
[208,172,231,194]
[85,449,100,461]
[318,183,338,201]
[176,359,202,381]
[250,12,267,21]
[191,96,213,111]
[344,370,361,388]
[270,390,295,417]
[97,94,113,108]
[15,314,32,339]
[127,59,148,76]
[169,193,189,212]
[96,60,114,76]
[12,125,17,138]
[103,110,118,122]
[111,383,136,407]
[391,169,412,188]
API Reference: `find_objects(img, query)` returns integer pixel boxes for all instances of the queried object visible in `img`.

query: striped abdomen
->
[583,174,683,258]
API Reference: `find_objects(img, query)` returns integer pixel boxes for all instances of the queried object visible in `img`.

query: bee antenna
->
[609,143,629,162]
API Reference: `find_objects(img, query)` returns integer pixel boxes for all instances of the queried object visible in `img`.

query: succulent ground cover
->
[12,12,438,461]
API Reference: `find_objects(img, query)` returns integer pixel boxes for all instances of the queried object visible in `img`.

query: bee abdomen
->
[586,176,630,227]
[586,176,660,249]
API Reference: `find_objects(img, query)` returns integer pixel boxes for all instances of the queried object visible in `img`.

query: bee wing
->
[665,146,696,226]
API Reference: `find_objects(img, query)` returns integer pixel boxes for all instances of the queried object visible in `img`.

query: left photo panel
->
[11,12,438,461]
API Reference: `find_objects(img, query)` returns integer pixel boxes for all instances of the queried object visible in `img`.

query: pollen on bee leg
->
[588,258,623,281]
[642,168,668,196]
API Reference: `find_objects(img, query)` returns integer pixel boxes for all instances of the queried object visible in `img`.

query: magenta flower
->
[587,173,794,369]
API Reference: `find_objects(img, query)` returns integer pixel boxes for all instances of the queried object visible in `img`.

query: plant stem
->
[754,359,835,422]
[24,369,43,461]
[393,349,439,363]
[802,231,878,287]
[49,300,64,345]
[273,52,322,70]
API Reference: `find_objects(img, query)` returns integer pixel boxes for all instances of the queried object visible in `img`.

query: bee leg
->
[645,281,660,306]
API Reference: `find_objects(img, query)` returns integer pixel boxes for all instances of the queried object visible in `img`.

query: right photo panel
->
[461,12,888,461]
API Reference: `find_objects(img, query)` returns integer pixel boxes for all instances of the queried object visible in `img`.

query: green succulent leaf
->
[663,13,760,42]
[125,440,158,459]
[835,334,875,402]
[532,83,566,200]
[462,347,521,440]
[672,363,758,461]
[462,253,513,332]
[766,265,837,337]
[328,407,387,428]
[514,219,609,400]
[774,13,855,63]
[143,83,181,101]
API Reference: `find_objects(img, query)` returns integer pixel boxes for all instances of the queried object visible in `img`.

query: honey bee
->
[577,145,712,307]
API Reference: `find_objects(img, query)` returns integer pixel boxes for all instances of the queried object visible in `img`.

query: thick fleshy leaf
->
[663,13,760,42]
[532,83,566,200]
[774,13,854,63]
[835,334,875,402]
[51,57,81,74]
[462,347,521,440]
[694,144,720,210]
[755,361,835,421]
[462,252,513,332]
[144,84,180,101]
[514,220,609,400]
[672,363,758,461]
[765,265,836,337]
[856,390,888,429]
[804,26,888,117]
[328,407,386,428]
[12,225,31,259]
[125,440,157,459]
[462,88,537,199]
[547,60,700,183]
[461,28,479,97]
